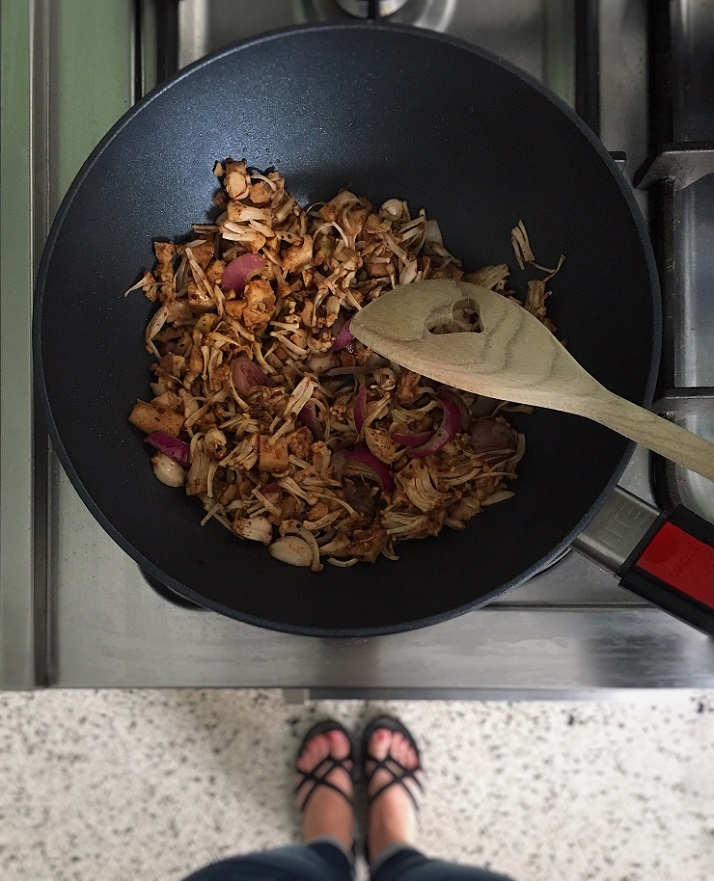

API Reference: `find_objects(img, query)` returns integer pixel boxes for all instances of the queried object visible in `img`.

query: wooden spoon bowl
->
[351,279,714,482]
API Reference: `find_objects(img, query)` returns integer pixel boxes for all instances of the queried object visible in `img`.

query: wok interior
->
[37,26,657,634]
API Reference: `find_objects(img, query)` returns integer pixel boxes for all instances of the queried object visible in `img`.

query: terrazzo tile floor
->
[0,690,712,881]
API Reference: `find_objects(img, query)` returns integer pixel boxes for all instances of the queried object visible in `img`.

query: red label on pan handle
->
[636,521,714,608]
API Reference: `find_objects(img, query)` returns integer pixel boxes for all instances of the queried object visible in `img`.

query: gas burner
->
[335,0,410,16]
[299,0,456,31]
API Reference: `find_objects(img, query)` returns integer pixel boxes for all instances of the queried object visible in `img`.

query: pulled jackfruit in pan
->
[128,160,563,570]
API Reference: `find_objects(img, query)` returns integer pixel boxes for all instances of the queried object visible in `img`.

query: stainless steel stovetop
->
[1,0,713,691]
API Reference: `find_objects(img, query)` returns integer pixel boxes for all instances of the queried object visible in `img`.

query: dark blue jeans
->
[184,842,515,881]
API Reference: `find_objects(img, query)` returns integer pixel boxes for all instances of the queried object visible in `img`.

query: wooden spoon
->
[350,279,714,482]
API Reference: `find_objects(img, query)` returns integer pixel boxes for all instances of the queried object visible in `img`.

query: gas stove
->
[1,0,713,691]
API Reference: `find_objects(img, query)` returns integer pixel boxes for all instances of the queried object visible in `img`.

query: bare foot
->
[365,727,423,862]
[295,729,354,851]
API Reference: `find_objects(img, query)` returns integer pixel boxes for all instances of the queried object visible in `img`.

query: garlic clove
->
[151,452,185,487]
[268,535,312,568]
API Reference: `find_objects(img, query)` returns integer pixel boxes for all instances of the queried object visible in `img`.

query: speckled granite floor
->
[0,690,712,881]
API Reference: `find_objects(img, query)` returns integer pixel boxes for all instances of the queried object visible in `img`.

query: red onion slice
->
[232,355,268,396]
[391,430,433,447]
[409,396,461,458]
[344,449,394,492]
[221,253,264,293]
[146,432,189,466]
[331,316,354,352]
[441,389,471,431]
[354,380,367,431]
[298,399,322,437]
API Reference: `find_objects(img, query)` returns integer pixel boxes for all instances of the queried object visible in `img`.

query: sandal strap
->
[295,753,354,813]
[364,752,423,814]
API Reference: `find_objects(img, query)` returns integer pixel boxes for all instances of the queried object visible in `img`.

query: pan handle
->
[573,488,714,637]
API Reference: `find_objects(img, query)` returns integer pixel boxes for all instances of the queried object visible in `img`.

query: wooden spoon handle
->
[590,391,714,481]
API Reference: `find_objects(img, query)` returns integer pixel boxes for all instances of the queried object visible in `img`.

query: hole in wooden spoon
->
[428,297,482,335]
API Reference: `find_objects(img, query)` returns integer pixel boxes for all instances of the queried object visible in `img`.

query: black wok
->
[34,23,662,635]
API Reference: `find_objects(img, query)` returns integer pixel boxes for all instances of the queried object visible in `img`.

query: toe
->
[390,732,417,771]
[399,735,416,769]
[366,728,399,790]
[368,727,392,761]
[297,732,327,773]
[328,729,351,761]
[390,735,404,768]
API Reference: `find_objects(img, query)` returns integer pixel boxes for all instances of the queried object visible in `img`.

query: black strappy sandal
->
[362,715,424,816]
[295,719,356,814]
